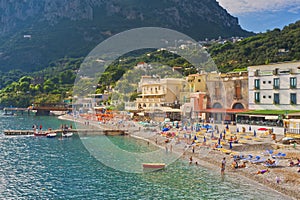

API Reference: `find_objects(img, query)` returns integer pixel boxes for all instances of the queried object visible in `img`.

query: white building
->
[248,62,300,110]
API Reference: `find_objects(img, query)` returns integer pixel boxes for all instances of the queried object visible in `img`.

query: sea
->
[0,113,289,199]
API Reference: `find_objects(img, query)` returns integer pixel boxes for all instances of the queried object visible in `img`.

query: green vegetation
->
[0,58,81,107]
[2,20,300,107]
[209,20,300,72]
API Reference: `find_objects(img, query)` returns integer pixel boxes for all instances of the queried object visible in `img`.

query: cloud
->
[217,0,300,15]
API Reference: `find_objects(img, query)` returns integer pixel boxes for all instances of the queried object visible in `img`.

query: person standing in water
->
[221,157,226,175]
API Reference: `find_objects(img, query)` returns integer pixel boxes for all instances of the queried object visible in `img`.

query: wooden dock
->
[3,129,128,136]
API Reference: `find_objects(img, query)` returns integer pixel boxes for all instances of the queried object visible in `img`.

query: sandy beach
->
[59,114,300,200]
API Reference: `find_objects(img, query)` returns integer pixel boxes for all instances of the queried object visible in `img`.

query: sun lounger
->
[272,153,286,159]
[250,156,266,164]
[241,155,253,162]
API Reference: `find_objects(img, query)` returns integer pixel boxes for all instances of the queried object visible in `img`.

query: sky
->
[216,0,300,33]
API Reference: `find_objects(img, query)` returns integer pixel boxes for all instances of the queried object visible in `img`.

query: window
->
[263,96,266,98]
[290,77,297,89]
[234,80,242,99]
[254,92,260,103]
[198,79,201,82]
[291,93,297,104]
[273,78,280,89]
[254,79,260,90]
[268,81,271,84]
[274,93,280,104]
[263,81,266,84]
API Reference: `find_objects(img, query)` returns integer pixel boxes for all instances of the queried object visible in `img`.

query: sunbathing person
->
[296,158,300,166]
[239,162,246,168]
[257,169,269,174]
[289,159,295,167]
[232,160,239,169]
[266,159,275,165]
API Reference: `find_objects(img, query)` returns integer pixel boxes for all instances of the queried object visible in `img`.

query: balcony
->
[136,98,165,103]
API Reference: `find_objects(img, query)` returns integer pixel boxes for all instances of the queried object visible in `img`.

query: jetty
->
[3,129,128,136]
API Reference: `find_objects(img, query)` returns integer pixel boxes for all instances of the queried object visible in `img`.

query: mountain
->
[209,20,300,72]
[0,0,251,72]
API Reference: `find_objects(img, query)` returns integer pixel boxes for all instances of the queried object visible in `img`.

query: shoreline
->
[58,114,299,199]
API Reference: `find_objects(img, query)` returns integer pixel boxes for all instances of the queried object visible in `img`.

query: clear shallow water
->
[0,114,289,199]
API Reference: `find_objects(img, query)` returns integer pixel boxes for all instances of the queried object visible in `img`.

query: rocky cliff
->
[0,0,252,71]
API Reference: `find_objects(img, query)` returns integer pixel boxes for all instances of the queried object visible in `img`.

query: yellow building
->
[134,76,186,111]
[187,73,207,93]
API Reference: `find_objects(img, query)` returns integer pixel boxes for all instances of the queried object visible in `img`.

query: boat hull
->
[142,163,165,170]
[46,133,57,138]
[62,132,73,137]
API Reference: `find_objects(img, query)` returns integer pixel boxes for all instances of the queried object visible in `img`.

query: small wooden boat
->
[62,132,73,137]
[34,131,47,137]
[142,163,166,170]
[46,133,57,138]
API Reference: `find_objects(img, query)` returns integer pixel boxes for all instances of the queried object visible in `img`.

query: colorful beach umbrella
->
[258,127,268,131]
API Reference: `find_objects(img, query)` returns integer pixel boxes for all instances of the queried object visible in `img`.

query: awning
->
[198,109,247,113]
[265,116,278,120]
[137,112,145,116]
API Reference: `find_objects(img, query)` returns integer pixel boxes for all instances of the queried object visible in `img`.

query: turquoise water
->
[0,114,289,199]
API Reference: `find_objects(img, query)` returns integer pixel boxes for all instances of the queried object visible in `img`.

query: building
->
[204,71,248,123]
[182,72,248,123]
[248,62,300,110]
[125,76,186,113]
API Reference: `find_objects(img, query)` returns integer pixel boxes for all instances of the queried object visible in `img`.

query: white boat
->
[62,132,73,137]
[46,133,57,138]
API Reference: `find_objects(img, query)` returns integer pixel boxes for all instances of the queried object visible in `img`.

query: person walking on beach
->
[221,157,226,175]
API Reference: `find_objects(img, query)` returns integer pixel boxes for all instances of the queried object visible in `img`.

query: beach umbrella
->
[219,133,222,140]
[258,127,268,131]
[218,138,221,145]
[254,130,256,137]
[249,126,252,131]
[226,124,229,129]
[194,135,197,141]
[229,141,232,149]
[237,128,239,133]
[162,127,169,132]
[203,136,206,143]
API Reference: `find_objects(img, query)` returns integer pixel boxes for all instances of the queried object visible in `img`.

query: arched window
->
[232,103,244,109]
[212,103,222,108]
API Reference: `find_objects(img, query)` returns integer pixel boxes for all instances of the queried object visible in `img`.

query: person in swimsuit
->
[221,157,226,175]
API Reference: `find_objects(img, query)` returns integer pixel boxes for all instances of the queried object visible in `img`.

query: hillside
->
[209,20,300,72]
[1,20,300,107]
[0,0,251,72]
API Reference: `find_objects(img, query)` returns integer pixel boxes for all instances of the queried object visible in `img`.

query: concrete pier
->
[3,129,127,136]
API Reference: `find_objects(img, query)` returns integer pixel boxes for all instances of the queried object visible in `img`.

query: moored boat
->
[46,133,57,138]
[34,131,48,137]
[62,132,73,137]
[142,163,166,170]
